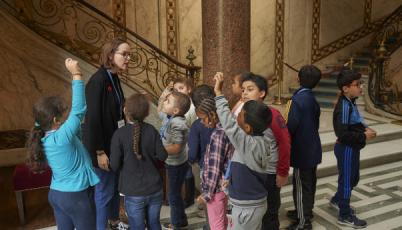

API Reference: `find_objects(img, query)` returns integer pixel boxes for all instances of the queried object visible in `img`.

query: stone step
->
[317,137,402,178]
[316,96,338,108]
[318,78,337,87]
[313,87,339,97]
[320,123,402,152]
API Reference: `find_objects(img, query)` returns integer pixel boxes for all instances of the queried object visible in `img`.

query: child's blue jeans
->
[94,168,120,230]
[48,188,96,230]
[166,162,189,227]
[124,190,163,230]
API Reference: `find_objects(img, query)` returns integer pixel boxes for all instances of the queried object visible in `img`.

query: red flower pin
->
[107,85,113,92]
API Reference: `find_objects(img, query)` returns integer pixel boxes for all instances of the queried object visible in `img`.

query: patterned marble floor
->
[39,160,402,230]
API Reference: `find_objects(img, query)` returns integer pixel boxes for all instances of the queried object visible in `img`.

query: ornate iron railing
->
[368,4,402,116]
[0,0,201,102]
[371,4,402,55]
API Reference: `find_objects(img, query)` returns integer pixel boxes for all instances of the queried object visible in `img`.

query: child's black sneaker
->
[286,210,314,221]
[109,221,129,230]
[286,209,298,221]
[330,199,355,214]
[285,220,312,230]
[337,215,367,229]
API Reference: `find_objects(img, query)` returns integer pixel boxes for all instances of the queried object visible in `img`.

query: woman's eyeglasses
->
[115,52,132,59]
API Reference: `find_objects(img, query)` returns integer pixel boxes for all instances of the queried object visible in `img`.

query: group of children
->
[27,57,375,230]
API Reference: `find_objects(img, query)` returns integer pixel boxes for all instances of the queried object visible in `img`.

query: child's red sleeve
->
[270,108,291,177]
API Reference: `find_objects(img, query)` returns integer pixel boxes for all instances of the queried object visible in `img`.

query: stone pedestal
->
[202,0,250,96]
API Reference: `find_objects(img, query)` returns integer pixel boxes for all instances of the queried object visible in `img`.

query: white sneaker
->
[109,221,129,230]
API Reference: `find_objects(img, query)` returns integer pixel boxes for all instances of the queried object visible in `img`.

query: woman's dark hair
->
[125,94,150,160]
[242,100,272,135]
[27,96,68,173]
[298,65,321,89]
[100,37,128,69]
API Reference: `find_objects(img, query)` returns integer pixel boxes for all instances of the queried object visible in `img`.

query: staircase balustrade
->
[0,0,201,102]
[369,4,402,116]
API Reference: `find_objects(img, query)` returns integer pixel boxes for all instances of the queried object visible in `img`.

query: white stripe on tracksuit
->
[295,169,305,227]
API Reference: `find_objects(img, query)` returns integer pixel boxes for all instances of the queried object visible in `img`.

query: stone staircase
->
[318,121,402,178]
[289,47,374,108]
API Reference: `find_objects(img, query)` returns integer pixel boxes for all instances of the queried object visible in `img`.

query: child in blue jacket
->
[331,69,376,228]
[286,65,322,230]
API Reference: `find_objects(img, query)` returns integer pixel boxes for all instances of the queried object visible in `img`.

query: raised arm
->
[56,59,86,143]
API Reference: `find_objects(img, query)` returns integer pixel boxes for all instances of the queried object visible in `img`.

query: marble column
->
[202,0,250,96]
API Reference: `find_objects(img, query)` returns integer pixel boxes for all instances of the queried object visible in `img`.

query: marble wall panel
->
[372,0,402,21]
[283,0,313,91]
[319,0,365,47]
[0,8,96,130]
[125,0,160,47]
[250,0,276,78]
[178,0,202,67]
[87,0,112,15]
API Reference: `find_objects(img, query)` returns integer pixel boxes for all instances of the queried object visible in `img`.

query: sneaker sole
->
[337,220,367,229]
[329,202,340,211]
[330,202,356,214]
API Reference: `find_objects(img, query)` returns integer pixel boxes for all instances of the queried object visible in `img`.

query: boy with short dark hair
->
[237,73,291,230]
[331,69,376,228]
[286,65,322,230]
[213,72,273,230]
[158,90,191,229]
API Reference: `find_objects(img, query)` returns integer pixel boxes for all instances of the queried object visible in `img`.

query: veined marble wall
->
[251,0,276,78]
[0,8,97,130]
[319,0,365,47]
[125,0,160,47]
[177,0,202,68]
[123,0,278,82]
[372,0,402,21]
[283,0,313,90]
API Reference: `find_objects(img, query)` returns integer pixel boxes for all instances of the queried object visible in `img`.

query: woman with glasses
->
[82,38,131,230]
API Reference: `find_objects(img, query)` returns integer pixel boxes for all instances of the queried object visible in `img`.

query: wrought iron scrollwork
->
[368,5,402,116]
[0,0,201,102]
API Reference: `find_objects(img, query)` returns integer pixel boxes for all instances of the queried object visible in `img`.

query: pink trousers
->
[207,191,228,230]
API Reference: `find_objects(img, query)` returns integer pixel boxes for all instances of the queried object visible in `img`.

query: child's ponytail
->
[26,124,47,173]
[26,96,68,173]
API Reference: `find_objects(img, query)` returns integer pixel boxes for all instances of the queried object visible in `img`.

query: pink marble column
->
[202,0,250,96]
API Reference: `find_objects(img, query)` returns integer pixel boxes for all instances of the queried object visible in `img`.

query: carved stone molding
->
[274,0,285,83]
[311,0,321,63]
[364,0,372,25]
[112,0,126,26]
[311,0,378,63]
[166,0,179,58]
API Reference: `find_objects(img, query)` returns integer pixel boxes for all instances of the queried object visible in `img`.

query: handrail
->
[75,0,200,72]
[371,4,402,55]
[0,0,201,102]
[367,4,402,116]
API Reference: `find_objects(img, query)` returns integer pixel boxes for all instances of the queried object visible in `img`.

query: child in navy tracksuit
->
[331,69,376,229]
[286,65,322,230]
